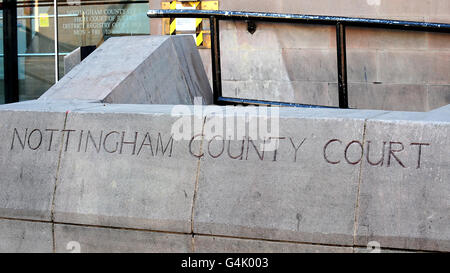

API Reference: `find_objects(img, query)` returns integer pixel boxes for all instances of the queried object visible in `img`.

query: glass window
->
[58,0,151,78]
[2,0,151,104]
[18,1,56,101]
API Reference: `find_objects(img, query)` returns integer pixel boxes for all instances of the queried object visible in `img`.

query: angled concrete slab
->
[40,36,213,105]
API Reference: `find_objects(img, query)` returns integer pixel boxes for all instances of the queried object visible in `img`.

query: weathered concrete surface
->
[150,0,450,23]
[55,224,192,253]
[64,46,97,75]
[216,21,450,111]
[0,101,107,221]
[40,36,213,105]
[355,110,450,252]
[193,108,383,246]
[0,110,65,220]
[0,219,52,253]
[52,104,203,233]
[150,1,450,111]
[64,47,81,75]
[194,236,352,253]
[0,101,449,252]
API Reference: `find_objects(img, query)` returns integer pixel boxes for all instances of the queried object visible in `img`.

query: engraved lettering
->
[85,130,103,153]
[120,131,138,155]
[137,132,153,156]
[189,134,204,158]
[27,129,42,150]
[366,141,386,166]
[77,130,84,152]
[324,139,341,164]
[411,143,430,169]
[344,140,363,165]
[246,137,265,161]
[388,142,406,168]
[208,135,225,159]
[227,139,245,160]
[103,131,120,154]
[62,129,76,152]
[156,133,174,157]
[11,128,27,150]
[45,129,59,151]
[290,137,306,163]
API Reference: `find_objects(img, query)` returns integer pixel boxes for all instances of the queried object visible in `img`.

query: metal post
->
[209,16,222,105]
[3,0,19,103]
[336,22,348,109]
[54,0,59,82]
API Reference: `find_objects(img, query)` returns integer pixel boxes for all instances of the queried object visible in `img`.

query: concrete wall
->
[149,0,450,111]
[0,100,448,252]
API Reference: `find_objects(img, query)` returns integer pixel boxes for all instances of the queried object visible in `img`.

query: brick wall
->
[149,0,450,111]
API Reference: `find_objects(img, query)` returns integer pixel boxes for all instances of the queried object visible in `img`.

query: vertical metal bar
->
[3,0,19,103]
[209,16,222,105]
[336,22,348,109]
[169,1,176,35]
[54,0,60,82]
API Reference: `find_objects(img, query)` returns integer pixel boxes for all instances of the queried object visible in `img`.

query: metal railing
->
[148,9,450,109]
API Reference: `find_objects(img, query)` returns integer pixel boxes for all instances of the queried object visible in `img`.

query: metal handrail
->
[148,9,450,32]
[148,9,450,109]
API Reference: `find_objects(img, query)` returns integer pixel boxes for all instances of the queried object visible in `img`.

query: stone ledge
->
[0,101,448,252]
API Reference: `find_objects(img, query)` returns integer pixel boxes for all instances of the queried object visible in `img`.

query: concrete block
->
[347,50,377,83]
[1,100,449,253]
[346,27,427,50]
[40,36,213,105]
[220,21,334,51]
[427,32,450,49]
[281,49,337,82]
[0,219,52,253]
[222,80,339,107]
[194,236,352,253]
[379,1,433,17]
[53,105,202,233]
[55,224,192,253]
[0,110,66,220]
[222,48,336,83]
[431,1,450,17]
[193,107,383,246]
[378,51,449,85]
[348,83,428,111]
[355,113,450,252]
[221,49,286,82]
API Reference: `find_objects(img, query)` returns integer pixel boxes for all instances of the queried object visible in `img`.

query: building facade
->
[1,0,450,111]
